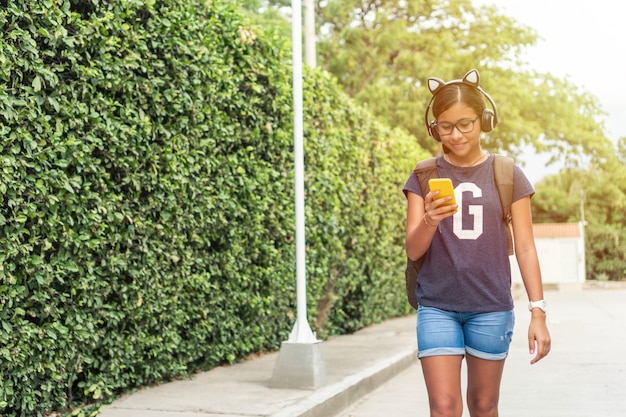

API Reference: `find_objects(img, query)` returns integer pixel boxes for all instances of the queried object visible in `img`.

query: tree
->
[240,0,616,168]
[313,0,614,166]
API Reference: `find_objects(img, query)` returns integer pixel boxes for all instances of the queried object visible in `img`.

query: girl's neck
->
[446,150,488,167]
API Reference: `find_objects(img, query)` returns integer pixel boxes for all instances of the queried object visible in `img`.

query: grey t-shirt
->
[403,154,534,312]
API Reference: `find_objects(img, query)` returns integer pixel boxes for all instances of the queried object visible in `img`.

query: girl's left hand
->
[528,312,551,364]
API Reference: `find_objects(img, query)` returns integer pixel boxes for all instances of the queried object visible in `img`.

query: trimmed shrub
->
[0,0,425,415]
[301,71,425,334]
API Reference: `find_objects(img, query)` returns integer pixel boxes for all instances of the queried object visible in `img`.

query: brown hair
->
[432,83,485,119]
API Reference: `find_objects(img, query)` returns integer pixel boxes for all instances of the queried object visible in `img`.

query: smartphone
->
[428,178,457,206]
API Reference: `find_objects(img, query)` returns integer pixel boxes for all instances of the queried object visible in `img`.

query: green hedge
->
[0,1,426,415]
[301,72,426,333]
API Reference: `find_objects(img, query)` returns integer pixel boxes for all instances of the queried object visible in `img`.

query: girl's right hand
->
[424,190,458,224]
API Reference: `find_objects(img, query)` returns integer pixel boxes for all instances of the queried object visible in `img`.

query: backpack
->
[405,155,515,309]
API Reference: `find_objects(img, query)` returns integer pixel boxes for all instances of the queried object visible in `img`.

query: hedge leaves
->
[0,1,424,415]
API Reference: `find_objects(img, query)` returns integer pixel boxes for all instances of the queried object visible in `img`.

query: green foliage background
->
[0,0,423,415]
[246,0,626,281]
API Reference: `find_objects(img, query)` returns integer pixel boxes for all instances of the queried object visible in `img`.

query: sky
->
[473,0,626,182]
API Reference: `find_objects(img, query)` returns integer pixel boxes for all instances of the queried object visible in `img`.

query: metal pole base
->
[270,341,326,389]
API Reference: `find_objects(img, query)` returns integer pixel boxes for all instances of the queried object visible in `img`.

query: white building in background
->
[511,222,586,289]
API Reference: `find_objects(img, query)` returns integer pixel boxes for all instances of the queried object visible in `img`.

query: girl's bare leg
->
[465,354,506,417]
[421,355,464,417]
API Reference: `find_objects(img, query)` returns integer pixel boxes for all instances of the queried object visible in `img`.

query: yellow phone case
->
[428,178,457,206]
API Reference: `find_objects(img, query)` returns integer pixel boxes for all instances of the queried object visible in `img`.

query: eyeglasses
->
[433,117,479,136]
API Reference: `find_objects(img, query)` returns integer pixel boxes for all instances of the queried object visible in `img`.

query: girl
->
[404,69,551,417]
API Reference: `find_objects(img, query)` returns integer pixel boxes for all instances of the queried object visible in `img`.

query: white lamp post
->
[270,0,326,389]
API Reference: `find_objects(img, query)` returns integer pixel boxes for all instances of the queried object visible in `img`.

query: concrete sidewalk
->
[333,282,626,417]
[99,282,626,417]
[98,311,418,417]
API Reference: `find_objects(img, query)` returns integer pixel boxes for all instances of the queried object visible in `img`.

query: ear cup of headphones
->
[428,120,441,141]
[481,108,496,133]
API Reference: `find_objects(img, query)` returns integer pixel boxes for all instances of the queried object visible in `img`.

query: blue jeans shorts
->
[416,306,515,361]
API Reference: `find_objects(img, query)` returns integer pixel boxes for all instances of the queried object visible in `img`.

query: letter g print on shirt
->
[452,182,483,240]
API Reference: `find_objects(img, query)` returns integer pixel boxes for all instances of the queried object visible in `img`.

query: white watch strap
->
[528,300,547,312]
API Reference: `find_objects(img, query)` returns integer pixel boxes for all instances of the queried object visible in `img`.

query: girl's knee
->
[467,396,498,417]
[429,397,463,417]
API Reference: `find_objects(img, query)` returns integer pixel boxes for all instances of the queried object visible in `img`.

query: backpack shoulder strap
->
[493,154,515,255]
[413,157,439,195]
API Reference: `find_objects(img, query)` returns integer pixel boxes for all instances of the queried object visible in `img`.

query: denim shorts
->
[416,306,515,361]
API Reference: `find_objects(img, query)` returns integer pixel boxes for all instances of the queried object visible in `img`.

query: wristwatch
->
[528,300,547,313]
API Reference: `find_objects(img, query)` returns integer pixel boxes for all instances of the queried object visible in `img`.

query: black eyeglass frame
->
[432,116,480,136]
